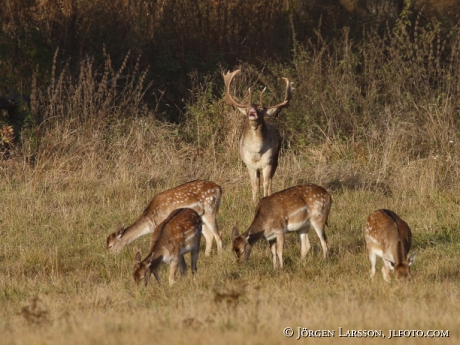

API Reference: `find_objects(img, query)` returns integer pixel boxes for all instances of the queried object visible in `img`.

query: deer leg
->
[276,233,285,269]
[262,164,275,197]
[153,270,161,285]
[178,254,187,276]
[247,168,260,204]
[382,259,391,282]
[168,260,178,286]
[201,224,214,257]
[298,228,311,259]
[190,244,199,277]
[311,219,328,260]
[269,239,277,269]
[368,250,377,280]
[202,214,222,256]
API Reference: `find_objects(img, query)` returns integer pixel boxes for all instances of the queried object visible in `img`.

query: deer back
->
[145,180,221,221]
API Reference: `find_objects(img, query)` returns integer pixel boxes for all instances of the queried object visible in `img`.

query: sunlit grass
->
[2,15,460,343]
[1,131,459,344]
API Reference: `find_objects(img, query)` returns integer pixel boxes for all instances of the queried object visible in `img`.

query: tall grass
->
[1,13,460,345]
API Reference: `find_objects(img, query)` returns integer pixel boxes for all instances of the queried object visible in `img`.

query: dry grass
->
[1,116,459,344]
[1,17,460,344]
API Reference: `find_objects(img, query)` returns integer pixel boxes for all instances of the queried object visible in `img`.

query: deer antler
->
[224,70,292,110]
[259,87,266,108]
[223,70,252,108]
[265,77,291,109]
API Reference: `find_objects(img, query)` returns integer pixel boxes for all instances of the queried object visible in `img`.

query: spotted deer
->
[223,69,293,204]
[232,183,331,269]
[364,209,416,282]
[133,208,202,286]
[106,180,222,256]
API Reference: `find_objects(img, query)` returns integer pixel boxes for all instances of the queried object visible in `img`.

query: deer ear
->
[134,251,141,263]
[116,222,125,237]
[408,252,416,266]
[232,226,240,239]
[266,108,280,117]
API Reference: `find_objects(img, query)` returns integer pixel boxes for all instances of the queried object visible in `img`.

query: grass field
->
[2,15,460,343]
[1,112,459,344]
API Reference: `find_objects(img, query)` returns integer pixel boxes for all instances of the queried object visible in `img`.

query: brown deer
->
[106,180,222,256]
[223,69,293,204]
[133,208,202,286]
[232,183,331,269]
[364,209,416,282]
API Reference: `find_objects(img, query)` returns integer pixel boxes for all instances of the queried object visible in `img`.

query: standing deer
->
[364,209,416,282]
[232,183,332,269]
[133,208,202,286]
[106,180,222,256]
[223,69,293,204]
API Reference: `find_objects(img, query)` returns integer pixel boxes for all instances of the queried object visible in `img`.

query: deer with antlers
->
[223,70,293,204]
[364,209,416,282]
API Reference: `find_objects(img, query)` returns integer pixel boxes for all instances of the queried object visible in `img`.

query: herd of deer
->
[106,70,416,287]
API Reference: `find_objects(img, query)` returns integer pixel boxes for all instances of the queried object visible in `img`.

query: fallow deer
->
[133,208,202,286]
[364,209,416,282]
[106,180,222,256]
[232,183,331,269]
[223,69,293,204]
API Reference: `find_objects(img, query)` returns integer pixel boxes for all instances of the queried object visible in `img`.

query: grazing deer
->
[133,208,202,286]
[223,69,293,204]
[364,209,416,282]
[106,180,222,256]
[232,183,331,269]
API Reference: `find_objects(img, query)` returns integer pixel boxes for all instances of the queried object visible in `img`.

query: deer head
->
[385,244,416,282]
[133,251,150,286]
[232,225,272,263]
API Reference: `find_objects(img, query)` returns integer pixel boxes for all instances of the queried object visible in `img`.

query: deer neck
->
[121,214,156,247]
[395,240,406,265]
[243,118,267,142]
[245,212,267,243]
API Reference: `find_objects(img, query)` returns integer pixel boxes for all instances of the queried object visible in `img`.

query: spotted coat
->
[107,180,222,256]
[232,183,332,269]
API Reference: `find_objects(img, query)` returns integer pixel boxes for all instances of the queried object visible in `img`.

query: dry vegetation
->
[1,1,460,345]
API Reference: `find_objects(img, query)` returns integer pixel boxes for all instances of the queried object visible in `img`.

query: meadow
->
[1,4,460,344]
